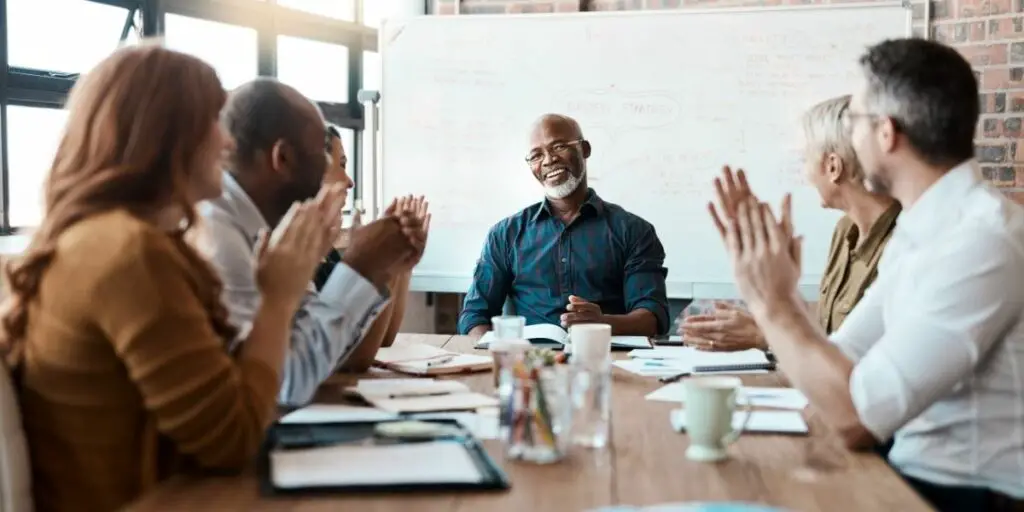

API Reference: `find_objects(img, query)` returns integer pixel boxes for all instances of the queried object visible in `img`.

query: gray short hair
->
[801,95,863,182]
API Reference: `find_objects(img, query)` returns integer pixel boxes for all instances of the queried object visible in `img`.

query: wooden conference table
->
[127,333,932,512]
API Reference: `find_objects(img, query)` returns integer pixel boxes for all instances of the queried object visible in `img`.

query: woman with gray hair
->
[681,94,900,351]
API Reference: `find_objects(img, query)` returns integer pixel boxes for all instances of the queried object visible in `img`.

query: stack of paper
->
[375,344,492,375]
[614,347,769,377]
[270,441,485,489]
[347,378,498,414]
[670,409,808,435]
[646,385,809,410]
[279,404,398,424]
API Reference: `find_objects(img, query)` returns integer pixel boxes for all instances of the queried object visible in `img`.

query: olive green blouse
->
[817,202,901,334]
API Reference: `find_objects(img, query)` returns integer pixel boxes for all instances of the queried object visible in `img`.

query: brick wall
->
[427,0,1024,330]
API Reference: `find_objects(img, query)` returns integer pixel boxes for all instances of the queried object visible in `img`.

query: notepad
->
[270,441,484,489]
[474,323,653,350]
[348,379,499,414]
[627,346,768,365]
[670,409,809,434]
[374,344,492,375]
[278,404,398,424]
[646,385,809,410]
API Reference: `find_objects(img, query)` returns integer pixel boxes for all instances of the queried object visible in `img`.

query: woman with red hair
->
[0,43,339,512]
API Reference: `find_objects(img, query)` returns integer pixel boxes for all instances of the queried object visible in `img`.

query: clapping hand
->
[708,166,802,316]
[385,195,431,271]
[679,301,766,352]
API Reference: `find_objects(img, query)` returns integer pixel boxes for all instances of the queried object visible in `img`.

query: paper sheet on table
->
[670,409,808,434]
[352,378,470,399]
[370,392,499,413]
[628,346,769,365]
[387,353,493,375]
[613,360,769,378]
[278,404,398,424]
[270,441,484,488]
[375,343,453,364]
[610,336,654,349]
[411,408,500,439]
[646,385,808,410]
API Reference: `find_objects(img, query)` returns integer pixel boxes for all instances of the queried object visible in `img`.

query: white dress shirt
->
[832,160,1024,498]
[197,172,388,406]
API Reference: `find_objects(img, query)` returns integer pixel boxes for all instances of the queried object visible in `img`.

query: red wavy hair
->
[0,42,237,365]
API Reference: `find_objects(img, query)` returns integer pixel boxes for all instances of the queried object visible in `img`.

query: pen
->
[425,355,456,368]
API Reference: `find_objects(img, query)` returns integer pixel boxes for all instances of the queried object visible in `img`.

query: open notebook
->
[375,344,491,376]
[474,323,652,351]
[345,379,498,414]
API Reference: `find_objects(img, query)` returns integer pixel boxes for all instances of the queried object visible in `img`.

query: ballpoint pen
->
[424,355,456,368]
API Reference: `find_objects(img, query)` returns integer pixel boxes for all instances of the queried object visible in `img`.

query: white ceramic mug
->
[568,324,612,366]
[682,376,751,462]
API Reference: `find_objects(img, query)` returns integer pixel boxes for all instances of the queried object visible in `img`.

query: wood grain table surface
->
[126,333,932,512]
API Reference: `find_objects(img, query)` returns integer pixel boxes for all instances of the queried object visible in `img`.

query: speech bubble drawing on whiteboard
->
[556,88,681,131]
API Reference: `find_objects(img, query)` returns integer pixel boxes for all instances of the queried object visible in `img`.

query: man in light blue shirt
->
[198,78,421,405]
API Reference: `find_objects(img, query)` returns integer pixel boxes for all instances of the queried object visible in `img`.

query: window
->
[362,51,381,92]
[6,107,69,228]
[163,14,258,91]
[7,0,135,74]
[276,36,350,103]
[278,0,355,21]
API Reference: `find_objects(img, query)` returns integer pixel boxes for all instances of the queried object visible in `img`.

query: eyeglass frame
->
[524,138,586,165]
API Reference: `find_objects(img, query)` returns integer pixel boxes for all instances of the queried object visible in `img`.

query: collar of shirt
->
[219,171,271,243]
[894,160,979,247]
[530,187,605,223]
[845,201,901,257]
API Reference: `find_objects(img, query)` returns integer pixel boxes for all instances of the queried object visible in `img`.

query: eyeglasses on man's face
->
[525,139,584,165]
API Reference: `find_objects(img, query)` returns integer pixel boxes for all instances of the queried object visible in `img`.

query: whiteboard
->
[378,4,911,298]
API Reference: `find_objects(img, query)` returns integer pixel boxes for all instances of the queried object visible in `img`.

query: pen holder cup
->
[499,361,572,464]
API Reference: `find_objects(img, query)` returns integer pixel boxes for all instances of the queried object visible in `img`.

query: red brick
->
[1005,190,1024,205]
[959,0,1014,16]
[959,44,1010,66]
[981,67,1024,90]
[932,21,988,43]
[508,2,555,13]
[981,165,1016,186]
[983,116,1004,137]
[987,17,1024,40]
[1009,91,1024,112]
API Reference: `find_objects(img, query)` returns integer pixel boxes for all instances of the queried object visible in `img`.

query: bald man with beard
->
[458,113,670,339]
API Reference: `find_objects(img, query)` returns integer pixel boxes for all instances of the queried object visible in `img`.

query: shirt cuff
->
[321,262,390,338]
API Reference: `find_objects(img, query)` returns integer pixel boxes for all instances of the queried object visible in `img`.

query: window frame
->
[0,0,400,233]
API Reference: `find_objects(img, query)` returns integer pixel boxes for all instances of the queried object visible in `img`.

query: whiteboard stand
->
[357,89,382,219]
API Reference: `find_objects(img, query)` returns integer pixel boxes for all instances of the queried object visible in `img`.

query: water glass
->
[490,315,528,388]
[500,352,571,464]
[570,363,612,449]
[568,324,613,449]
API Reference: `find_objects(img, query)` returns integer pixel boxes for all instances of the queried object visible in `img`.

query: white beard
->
[544,168,586,199]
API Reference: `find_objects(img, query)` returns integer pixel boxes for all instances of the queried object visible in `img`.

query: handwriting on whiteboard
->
[557,88,680,130]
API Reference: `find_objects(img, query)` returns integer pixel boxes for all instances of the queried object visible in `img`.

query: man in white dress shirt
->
[708,38,1024,511]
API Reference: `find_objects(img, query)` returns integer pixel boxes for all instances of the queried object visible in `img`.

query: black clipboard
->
[257,419,511,495]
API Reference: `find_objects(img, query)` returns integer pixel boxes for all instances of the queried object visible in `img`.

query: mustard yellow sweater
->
[17,210,279,512]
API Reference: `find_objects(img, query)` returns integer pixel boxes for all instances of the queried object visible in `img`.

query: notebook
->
[473,323,652,350]
[259,419,510,494]
[346,379,499,414]
[670,409,809,435]
[375,344,492,375]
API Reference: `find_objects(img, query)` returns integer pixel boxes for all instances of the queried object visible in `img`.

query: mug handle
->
[721,389,752,446]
